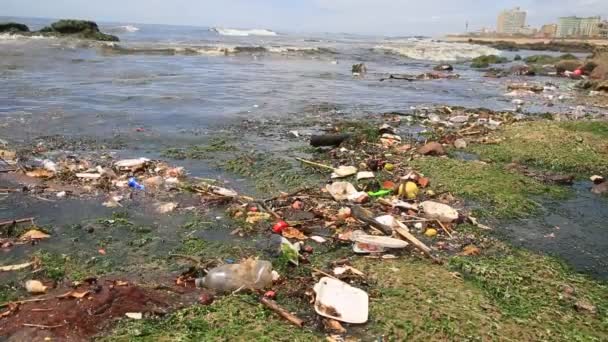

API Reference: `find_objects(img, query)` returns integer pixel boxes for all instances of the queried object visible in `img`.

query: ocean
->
[0,17,580,147]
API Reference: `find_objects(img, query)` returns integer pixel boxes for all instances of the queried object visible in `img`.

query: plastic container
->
[195,260,273,293]
[128,177,145,190]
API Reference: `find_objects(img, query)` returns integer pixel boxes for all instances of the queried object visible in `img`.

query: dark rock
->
[467,39,595,53]
[513,54,522,61]
[418,142,446,156]
[0,22,30,33]
[433,64,454,72]
[510,65,535,76]
[352,63,367,74]
[470,55,508,69]
[310,134,350,147]
[39,19,119,42]
[555,60,583,74]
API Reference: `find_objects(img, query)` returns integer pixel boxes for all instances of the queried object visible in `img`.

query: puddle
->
[500,182,608,279]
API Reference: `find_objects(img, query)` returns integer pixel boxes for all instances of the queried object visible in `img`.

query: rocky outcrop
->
[0,22,30,33]
[0,19,118,42]
[470,55,508,68]
[39,20,118,41]
[555,60,583,74]
[467,39,596,53]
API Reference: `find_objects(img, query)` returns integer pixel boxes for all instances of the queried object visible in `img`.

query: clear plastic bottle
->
[195,260,273,293]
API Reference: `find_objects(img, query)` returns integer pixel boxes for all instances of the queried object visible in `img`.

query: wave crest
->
[210,27,277,37]
[375,41,500,61]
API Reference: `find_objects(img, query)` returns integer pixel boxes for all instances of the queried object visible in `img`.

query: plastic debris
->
[313,277,369,324]
[356,171,375,181]
[353,234,408,249]
[128,177,145,190]
[25,280,47,294]
[326,182,368,203]
[125,312,143,320]
[195,259,273,293]
[331,166,358,179]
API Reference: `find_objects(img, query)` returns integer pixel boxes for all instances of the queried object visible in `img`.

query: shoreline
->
[444,35,608,52]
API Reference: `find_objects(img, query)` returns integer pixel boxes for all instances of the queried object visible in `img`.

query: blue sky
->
[3,0,608,35]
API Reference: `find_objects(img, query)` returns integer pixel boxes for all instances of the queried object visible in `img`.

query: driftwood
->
[310,134,350,147]
[260,297,304,328]
[0,217,35,227]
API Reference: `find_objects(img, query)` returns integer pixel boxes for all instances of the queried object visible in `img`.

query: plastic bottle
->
[128,177,145,190]
[195,260,273,293]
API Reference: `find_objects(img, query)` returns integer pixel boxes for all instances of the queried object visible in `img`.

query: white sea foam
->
[211,27,277,37]
[375,40,500,61]
[0,33,54,42]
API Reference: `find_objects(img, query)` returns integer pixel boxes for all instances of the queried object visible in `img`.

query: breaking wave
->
[375,41,500,61]
[210,27,277,37]
[0,33,54,41]
[100,43,335,57]
[107,25,140,33]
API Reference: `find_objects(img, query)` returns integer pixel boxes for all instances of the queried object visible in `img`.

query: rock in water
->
[0,22,30,33]
[555,60,583,74]
[40,19,119,42]
[418,142,446,156]
[352,63,367,75]
[433,64,454,72]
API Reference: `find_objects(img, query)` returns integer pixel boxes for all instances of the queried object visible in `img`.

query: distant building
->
[599,21,608,38]
[557,16,601,37]
[497,7,527,34]
[540,24,557,38]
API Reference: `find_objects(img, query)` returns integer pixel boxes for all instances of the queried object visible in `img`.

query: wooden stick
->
[23,323,65,329]
[295,158,334,171]
[260,297,304,328]
[394,226,442,264]
[436,220,453,238]
[255,200,282,220]
[0,217,34,227]
[350,206,392,235]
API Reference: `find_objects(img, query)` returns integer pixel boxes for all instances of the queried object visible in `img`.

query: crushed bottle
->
[195,259,273,293]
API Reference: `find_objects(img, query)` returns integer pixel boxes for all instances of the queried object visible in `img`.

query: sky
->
[3,0,608,36]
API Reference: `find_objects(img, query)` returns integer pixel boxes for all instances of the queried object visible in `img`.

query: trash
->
[333,265,364,276]
[380,134,402,147]
[114,158,150,171]
[128,178,145,190]
[25,280,48,294]
[291,200,304,210]
[166,167,185,178]
[0,149,16,161]
[26,169,54,178]
[0,262,33,272]
[280,238,300,265]
[313,277,368,324]
[417,177,430,188]
[310,236,327,243]
[326,182,368,203]
[143,176,164,188]
[288,130,300,138]
[356,171,375,181]
[282,227,308,240]
[591,182,608,195]
[353,234,408,249]
[590,175,605,184]
[156,202,178,214]
[420,201,459,222]
[379,124,396,135]
[264,290,276,299]
[125,312,143,320]
[418,142,446,156]
[507,83,544,93]
[424,228,438,237]
[310,134,350,147]
[272,220,289,233]
[453,139,467,149]
[260,297,304,328]
[198,292,215,305]
[399,181,419,200]
[42,160,58,173]
[20,229,50,240]
[337,207,352,219]
[324,319,347,334]
[247,212,272,225]
[331,166,358,179]
[56,191,67,198]
[76,173,102,180]
[102,195,123,208]
[368,189,392,198]
[383,163,395,172]
[195,259,273,293]
[461,245,481,256]
[353,242,386,254]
